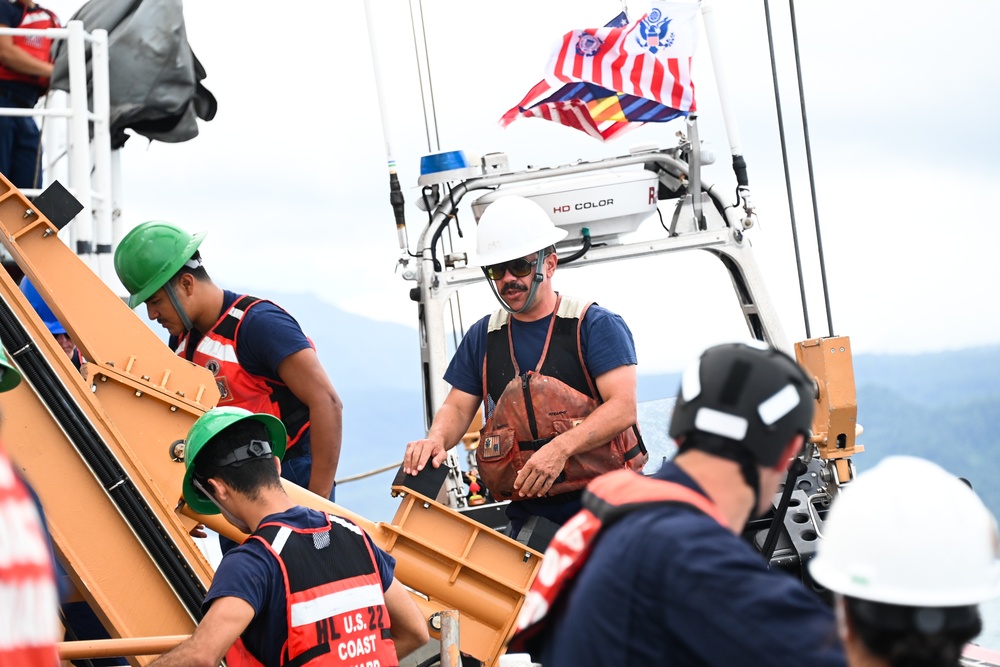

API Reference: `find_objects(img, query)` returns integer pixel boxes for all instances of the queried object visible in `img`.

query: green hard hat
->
[114,221,206,309]
[182,407,287,515]
[0,347,21,393]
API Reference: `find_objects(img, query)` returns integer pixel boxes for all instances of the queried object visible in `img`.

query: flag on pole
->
[500,2,699,141]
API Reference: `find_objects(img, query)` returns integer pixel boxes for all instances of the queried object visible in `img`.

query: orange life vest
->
[477,296,647,500]
[175,295,311,448]
[0,442,60,666]
[0,3,59,89]
[508,469,729,654]
[225,513,398,667]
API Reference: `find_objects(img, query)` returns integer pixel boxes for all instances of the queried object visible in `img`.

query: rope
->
[336,461,403,485]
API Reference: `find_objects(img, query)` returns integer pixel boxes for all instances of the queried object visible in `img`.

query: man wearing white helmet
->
[810,455,1000,667]
[404,195,647,539]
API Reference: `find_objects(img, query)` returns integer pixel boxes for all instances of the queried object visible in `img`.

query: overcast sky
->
[39,0,1000,374]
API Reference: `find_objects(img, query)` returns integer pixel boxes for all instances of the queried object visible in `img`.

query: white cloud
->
[39,0,1000,374]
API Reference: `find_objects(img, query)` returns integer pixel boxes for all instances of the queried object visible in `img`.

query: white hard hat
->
[809,456,1000,607]
[474,196,568,266]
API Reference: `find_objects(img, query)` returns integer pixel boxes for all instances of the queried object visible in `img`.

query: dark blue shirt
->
[444,301,636,400]
[538,462,846,667]
[204,506,395,667]
[173,290,313,447]
[444,299,637,529]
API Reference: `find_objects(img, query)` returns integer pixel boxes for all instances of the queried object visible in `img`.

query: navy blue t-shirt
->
[444,298,636,528]
[173,290,313,447]
[204,506,396,667]
[538,462,846,667]
[444,300,636,400]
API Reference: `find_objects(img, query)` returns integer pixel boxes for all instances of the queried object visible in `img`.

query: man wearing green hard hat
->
[0,346,61,664]
[152,406,428,667]
[113,220,343,509]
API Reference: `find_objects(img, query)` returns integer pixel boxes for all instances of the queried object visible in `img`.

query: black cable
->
[0,299,207,620]
[788,0,834,337]
[762,0,812,339]
[557,230,592,265]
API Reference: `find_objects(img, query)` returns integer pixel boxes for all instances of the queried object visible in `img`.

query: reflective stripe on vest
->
[176,295,311,447]
[508,469,729,654]
[225,514,398,667]
[477,295,647,499]
[0,444,59,666]
[0,5,59,89]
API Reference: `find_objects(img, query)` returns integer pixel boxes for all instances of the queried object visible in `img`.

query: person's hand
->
[189,523,207,539]
[403,438,448,475]
[514,444,568,497]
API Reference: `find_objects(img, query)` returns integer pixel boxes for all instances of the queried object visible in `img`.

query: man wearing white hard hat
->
[810,456,1000,667]
[403,195,647,539]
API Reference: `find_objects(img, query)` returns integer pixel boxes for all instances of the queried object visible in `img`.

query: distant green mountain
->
[259,291,1000,523]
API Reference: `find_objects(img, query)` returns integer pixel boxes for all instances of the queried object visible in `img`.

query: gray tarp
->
[50,0,216,148]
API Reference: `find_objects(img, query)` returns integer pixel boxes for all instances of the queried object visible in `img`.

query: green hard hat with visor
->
[114,221,206,309]
[182,407,287,515]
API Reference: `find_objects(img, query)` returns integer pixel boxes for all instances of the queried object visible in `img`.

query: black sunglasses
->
[483,257,538,281]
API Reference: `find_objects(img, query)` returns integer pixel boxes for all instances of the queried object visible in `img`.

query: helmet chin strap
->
[164,281,195,332]
[490,248,548,315]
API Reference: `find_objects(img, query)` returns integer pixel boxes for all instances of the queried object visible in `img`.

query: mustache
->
[501,282,528,295]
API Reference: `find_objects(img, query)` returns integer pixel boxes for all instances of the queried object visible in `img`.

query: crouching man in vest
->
[150,407,429,667]
[114,222,343,504]
[509,342,847,667]
[404,195,646,540]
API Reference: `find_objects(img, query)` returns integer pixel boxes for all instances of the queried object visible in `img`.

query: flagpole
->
[701,2,754,224]
[364,0,409,252]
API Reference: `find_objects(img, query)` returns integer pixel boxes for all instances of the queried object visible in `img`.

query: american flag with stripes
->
[500,2,700,142]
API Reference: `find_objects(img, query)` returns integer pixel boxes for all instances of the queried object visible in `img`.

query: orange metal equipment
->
[0,174,540,666]
[795,336,864,483]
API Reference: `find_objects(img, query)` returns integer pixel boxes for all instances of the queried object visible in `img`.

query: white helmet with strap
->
[475,195,567,266]
[474,196,567,314]
[809,455,1000,608]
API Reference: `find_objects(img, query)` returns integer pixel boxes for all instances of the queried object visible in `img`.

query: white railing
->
[0,20,115,274]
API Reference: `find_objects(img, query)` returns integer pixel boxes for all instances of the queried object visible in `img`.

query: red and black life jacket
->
[476,295,647,500]
[175,295,311,448]
[508,469,729,655]
[225,513,399,667]
[0,3,59,89]
[0,442,60,666]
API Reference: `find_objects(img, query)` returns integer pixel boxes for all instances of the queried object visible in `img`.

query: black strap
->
[283,642,331,667]
[623,442,644,462]
[518,437,554,452]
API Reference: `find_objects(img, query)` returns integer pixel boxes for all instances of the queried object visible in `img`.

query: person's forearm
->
[551,396,636,458]
[425,401,476,451]
[307,396,343,498]
[149,642,217,667]
[0,47,52,78]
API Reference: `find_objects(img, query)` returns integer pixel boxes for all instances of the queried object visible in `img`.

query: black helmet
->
[669,342,815,467]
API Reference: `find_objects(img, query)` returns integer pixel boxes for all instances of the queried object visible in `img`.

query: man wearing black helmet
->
[509,341,846,667]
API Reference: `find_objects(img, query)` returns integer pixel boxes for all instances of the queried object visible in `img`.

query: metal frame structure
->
[0,21,118,271]
[399,136,798,508]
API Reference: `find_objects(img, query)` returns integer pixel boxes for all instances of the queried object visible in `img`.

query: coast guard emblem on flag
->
[637,8,674,53]
[575,33,603,57]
